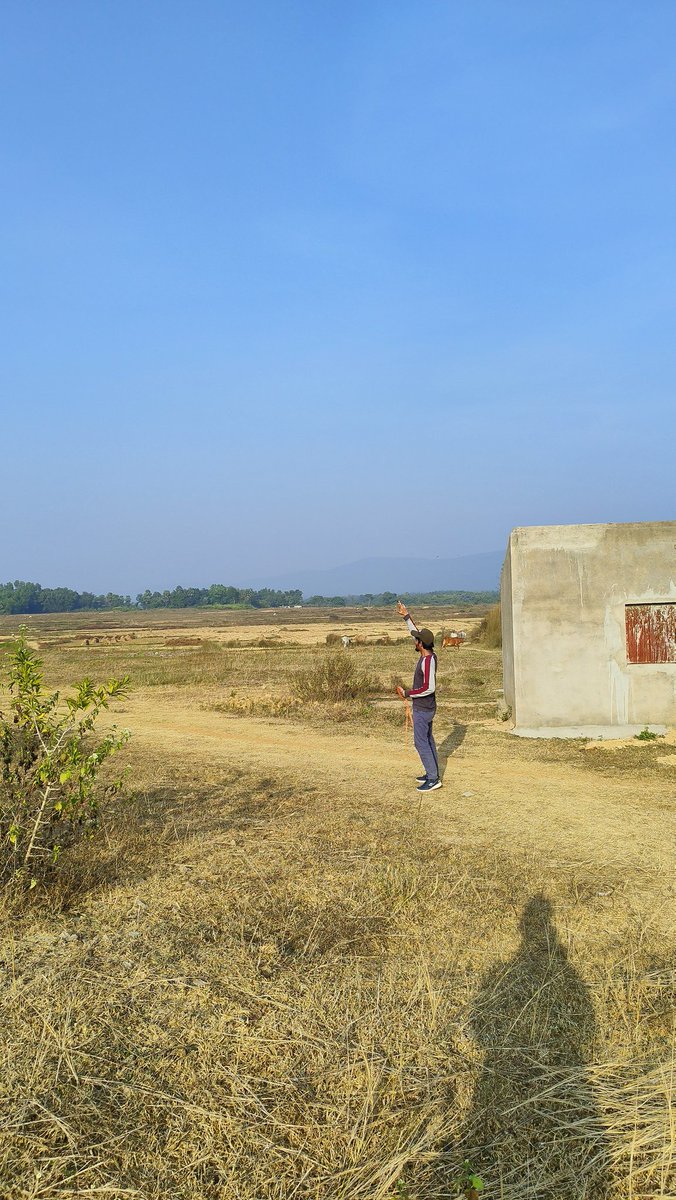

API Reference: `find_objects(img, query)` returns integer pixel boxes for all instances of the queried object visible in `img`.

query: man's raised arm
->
[396,598,419,637]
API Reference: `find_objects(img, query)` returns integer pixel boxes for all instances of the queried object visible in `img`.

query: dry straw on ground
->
[0,607,674,1199]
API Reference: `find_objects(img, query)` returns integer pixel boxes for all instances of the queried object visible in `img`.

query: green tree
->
[181,587,205,607]
[206,584,240,605]
[0,581,43,614]
[102,592,131,609]
[41,587,80,612]
[137,590,160,608]
[79,591,104,610]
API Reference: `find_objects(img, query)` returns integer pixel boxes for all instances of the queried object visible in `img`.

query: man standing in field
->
[395,599,441,791]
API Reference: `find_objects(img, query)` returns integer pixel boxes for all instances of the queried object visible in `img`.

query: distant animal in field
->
[442,631,466,649]
[341,636,351,649]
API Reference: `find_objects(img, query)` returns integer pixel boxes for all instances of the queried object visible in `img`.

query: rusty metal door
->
[626,603,676,664]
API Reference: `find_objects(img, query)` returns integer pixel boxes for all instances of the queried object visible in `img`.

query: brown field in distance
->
[0,606,674,1199]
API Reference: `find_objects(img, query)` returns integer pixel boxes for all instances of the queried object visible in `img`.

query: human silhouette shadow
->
[437,724,466,778]
[455,895,609,1198]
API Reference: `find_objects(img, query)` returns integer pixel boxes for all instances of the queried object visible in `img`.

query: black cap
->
[411,627,434,648]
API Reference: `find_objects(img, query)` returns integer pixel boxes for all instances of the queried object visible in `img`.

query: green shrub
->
[0,628,130,888]
[290,652,376,704]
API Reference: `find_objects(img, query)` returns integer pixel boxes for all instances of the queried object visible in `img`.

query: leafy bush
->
[635,726,658,741]
[0,629,130,888]
[291,652,376,704]
[474,603,502,648]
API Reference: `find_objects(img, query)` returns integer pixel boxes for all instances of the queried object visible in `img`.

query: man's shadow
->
[453,895,609,1197]
[437,725,466,779]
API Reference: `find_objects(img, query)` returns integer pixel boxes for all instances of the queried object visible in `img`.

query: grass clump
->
[635,726,659,741]
[290,651,376,704]
[210,693,301,719]
[473,604,502,648]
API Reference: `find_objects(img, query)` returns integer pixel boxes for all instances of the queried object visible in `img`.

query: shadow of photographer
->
[454,894,610,1197]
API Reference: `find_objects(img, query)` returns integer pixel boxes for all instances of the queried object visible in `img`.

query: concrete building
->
[501,522,676,737]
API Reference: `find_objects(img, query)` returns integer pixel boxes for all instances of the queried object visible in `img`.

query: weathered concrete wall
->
[500,539,515,712]
[501,521,676,735]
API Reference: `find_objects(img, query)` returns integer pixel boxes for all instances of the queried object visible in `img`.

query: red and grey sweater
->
[404,620,437,712]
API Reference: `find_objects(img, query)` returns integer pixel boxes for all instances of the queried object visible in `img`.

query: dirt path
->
[121,692,676,883]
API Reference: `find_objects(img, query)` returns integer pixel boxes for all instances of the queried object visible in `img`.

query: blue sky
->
[2,1,674,594]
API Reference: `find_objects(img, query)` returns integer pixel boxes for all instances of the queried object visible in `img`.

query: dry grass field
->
[0,606,674,1200]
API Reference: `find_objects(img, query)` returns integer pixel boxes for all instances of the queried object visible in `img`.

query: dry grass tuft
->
[473,604,502,649]
[290,652,377,705]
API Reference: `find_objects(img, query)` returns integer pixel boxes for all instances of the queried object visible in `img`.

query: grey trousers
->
[413,708,439,781]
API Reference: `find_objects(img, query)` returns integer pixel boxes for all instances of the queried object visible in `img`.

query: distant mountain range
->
[250,551,502,598]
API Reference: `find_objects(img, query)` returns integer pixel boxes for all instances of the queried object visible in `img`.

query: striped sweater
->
[404,619,437,712]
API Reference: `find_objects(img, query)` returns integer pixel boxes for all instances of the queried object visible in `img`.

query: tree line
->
[306,589,499,607]
[136,585,303,609]
[0,581,133,614]
[0,580,498,616]
[0,581,303,614]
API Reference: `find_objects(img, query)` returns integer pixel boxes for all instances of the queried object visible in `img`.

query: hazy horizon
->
[1,548,502,599]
